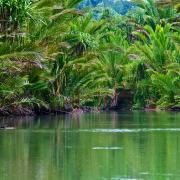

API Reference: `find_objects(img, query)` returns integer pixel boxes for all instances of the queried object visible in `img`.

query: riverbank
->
[0,106,99,116]
[0,105,179,117]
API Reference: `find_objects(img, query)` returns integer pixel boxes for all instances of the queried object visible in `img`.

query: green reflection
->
[0,112,180,180]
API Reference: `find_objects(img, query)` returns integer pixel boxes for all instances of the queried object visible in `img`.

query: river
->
[0,111,180,180]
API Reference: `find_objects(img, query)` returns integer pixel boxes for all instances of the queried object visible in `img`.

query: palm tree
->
[129,0,179,31]
[133,24,179,71]
[129,24,180,107]
[0,0,88,112]
[151,72,180,107]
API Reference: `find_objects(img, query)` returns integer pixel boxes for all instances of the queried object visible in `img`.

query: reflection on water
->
[0,112,180,180]
[77,128,180,133]
[92,147,123,150]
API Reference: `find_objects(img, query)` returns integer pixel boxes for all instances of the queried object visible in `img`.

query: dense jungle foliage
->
[0,0,179,115]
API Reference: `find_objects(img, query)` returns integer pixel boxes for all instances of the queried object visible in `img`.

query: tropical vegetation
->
[0,0,179,115]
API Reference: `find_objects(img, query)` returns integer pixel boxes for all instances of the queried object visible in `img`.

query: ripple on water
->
[110,178,143,180]
[92,147,123,150]
[78,128,180,133]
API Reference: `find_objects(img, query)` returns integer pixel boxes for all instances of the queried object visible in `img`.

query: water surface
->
[0,112,180,180]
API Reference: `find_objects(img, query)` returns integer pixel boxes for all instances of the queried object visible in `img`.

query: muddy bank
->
[0,101,179,117]
[0,106,179,117]
[0,105,102,116]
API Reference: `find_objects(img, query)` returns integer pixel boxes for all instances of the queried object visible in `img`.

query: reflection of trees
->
[0,116,34,128]
[0,112,180,179]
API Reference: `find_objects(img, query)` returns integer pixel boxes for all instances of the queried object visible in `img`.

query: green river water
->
[0,112,180,180]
